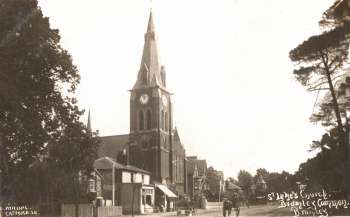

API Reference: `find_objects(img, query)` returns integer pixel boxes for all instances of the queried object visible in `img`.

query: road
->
[124,202,293,217]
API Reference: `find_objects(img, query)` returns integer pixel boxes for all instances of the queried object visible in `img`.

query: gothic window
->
[160,110,162,130]
[146,109,151,130]
[161,110,165,130]
[165,112,169,131]
[139,110,144,131]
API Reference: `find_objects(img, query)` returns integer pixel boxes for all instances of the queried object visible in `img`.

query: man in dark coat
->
[231,192,241,217]
[222,198,232,217]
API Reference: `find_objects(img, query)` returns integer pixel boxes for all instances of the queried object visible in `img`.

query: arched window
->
[146,110,151,130]
[161,110,165,130]
[141,67,148,85]
[165,112,169,131]
[139,110,144,131]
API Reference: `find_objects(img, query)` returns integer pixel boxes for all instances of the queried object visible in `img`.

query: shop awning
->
[156,184,178,198]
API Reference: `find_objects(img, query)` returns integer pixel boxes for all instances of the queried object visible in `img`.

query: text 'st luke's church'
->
[99,11,187,194]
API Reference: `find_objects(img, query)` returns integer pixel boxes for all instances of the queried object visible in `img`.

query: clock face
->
[162,95,168,106]
[139,94,149,104]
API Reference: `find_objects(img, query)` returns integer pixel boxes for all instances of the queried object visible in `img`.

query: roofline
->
[123,167,152,174]
[95,157,151,174]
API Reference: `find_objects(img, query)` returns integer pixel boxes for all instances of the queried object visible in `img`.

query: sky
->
[38,0,335,179]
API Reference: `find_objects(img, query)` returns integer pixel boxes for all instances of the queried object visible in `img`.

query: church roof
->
[133,11,164,89]
[172,128,185,151]
[173,128,181,143]
[98,134,129,159]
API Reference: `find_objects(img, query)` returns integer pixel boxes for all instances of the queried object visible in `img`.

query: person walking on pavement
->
[231,192,241,217]
[222,198,232,217]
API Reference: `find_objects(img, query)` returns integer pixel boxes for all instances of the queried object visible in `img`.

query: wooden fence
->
[61,204,121,217]
[61,204,93,217]
[97,206,122,217]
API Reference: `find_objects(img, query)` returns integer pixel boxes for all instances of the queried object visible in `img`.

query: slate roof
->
[172,128,185,151]
[98,134,129,159]
[226,183,241,190]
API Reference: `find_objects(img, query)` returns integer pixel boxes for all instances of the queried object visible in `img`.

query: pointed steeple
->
[147,11,155,33]
[87,109,92,132]
[133,11,166,89]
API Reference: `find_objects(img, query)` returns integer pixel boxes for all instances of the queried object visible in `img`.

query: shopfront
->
[155,184,178,212]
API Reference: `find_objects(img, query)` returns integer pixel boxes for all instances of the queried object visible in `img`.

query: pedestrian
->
[231,193,241,217]
[222,198,232,217]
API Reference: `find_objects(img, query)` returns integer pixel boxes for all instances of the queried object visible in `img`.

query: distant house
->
[186,156,208,201]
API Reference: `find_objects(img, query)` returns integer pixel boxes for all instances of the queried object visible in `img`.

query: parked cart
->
[176,197,196,216]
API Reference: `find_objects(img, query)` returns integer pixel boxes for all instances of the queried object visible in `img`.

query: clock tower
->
[129,11,173,183]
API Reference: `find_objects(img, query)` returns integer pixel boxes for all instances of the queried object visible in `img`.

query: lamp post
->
[218,179,222,203]
[131,173,135,217]
[112,162,115,206]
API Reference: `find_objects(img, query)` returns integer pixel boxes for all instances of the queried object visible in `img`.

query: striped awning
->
[156,184,178,198]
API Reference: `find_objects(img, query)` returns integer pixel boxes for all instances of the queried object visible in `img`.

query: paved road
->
[124,202,293,217]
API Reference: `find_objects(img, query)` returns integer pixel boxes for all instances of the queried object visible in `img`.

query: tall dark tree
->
[237,170,253,196]
[0,0,99,204]
[290,26,349,151]
[205,167,224,201]
[254,168,269,181]
[295,127,350,193]
[320,0,350,29]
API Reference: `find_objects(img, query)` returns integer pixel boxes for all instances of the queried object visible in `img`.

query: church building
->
[97,11,187,198]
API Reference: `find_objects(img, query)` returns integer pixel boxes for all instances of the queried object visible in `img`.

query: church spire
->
[146,10,155,34]
[133,11,166,89]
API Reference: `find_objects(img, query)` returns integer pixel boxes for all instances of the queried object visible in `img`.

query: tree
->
[0,0,99,204]
[289,0,350,199]
[205,167,224,201]
[289,26,349,151]
[295,128,349,193]
[237,170,253,196]
[320,0,350,29]
[254,168,269,181]
[266,171,294,193]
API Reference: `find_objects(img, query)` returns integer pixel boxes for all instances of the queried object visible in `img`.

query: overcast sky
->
[38,0,335,178]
